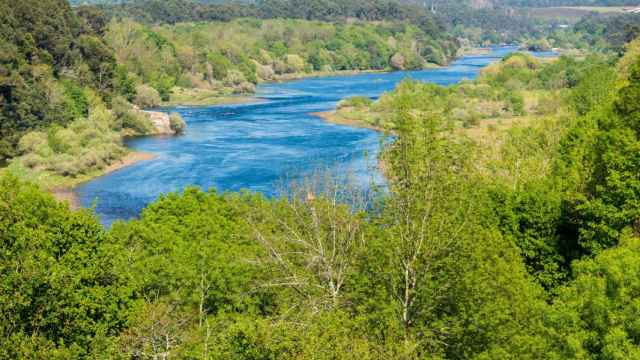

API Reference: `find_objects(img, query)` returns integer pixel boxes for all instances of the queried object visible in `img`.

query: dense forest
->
[3,0,640,358]
[73,0,640,46]
[0,0,185,187]
[92,0,446,26]
[105,18,458,102]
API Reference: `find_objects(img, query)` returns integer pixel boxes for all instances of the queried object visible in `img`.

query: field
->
[525,6,629,21]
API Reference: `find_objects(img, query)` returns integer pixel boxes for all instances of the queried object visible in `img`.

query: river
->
[76,47,554,225]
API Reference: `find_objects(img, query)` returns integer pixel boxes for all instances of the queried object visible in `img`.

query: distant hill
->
[420,0,638,9]
[68,0,640,9]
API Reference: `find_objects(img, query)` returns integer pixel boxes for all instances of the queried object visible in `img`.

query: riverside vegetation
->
[0,0,458,190]
[105,18,458,105]
[0,0,187,190]
[4,0,640,359]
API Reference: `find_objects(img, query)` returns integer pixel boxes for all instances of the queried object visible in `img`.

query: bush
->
[176,73,194,88]
[273,60,288,75]
[505,93,525,115]
[18,132,48,154]
[62,80,89,120]
[257,64,275,80]
[47,127,70,154]
[207,52,233,80]
[169,113,187,135]
[21,153,44,169]
[47,153,80,177]
[503,53,540,70]
[285,54,305,73]
[134,85,161,109]
[338,96,373,109]
[112,97,155,134]
[77,149,106,170]
[223,70,246,87]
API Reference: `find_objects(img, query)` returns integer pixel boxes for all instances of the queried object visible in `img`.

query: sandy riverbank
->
[51,151,156,209]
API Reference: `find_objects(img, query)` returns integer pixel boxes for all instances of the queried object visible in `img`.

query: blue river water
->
[76,47,553,225]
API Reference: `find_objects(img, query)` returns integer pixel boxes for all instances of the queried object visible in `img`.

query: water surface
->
[76,47,553,225]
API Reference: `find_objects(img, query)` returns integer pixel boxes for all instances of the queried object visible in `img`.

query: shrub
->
[234,81,256,94]
[77,149,106,171]
[62,80,89,120]
[55,128,81,151]
[505,92,525,115]
[223,70,246,87]
[47,153,80,177]
[169,113,187,135]
[285,54,305,73]
[503,53,540,70]
[238,58,258,84]
[18,132,48,154]
[273,60,288,75]
[134,85,161,109]
[207,52,232,80]
[21,153,44,169]
[112,96,154,134]
[504,78,525,92]
[339,96,373,109]
[89,102,117,129]
[257,64,275,80]
[47,127,70,154]
[176,73,194,88]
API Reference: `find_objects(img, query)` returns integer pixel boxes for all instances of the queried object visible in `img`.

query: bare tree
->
[251,167,373,311]
[120,295,190,360]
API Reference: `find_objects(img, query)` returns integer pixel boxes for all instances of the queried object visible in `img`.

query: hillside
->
[0,0,184,187]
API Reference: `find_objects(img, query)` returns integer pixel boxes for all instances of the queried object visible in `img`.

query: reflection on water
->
[75,47,554,226]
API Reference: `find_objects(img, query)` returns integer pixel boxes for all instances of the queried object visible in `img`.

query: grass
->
[1,151,155,190]
[3,160,118,191]
[526,6,628,21]
[163,87,261,107]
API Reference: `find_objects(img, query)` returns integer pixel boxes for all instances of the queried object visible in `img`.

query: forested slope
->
[0,0,185,186]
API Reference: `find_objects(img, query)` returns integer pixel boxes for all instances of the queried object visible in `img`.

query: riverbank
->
[311,111,385,132]
[49,51,480,210]
[50,151,156,209]
[161,67,445,108]
[272,68,388,82]
[162,87,263,107]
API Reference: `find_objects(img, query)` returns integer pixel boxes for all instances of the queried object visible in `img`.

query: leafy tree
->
[0,175,134,357]
[547,233,640,359]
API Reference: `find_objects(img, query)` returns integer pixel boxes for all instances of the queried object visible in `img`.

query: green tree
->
[0,175,133,357]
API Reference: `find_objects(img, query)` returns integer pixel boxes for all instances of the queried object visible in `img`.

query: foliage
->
[333,52,604,131]
[133,84,161,109]
[169,112,186,134]
[3,1,640,358]
[547,233,640,359]
[0,0,127,160]
[0,175,134,358]
[105,18,458,101]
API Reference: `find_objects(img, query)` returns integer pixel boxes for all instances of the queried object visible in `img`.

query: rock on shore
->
[143,110,176,135]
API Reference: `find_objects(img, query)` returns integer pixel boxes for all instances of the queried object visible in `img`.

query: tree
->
[250,171,369,311]
[548,233,640,359]
[0,175,133,357]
